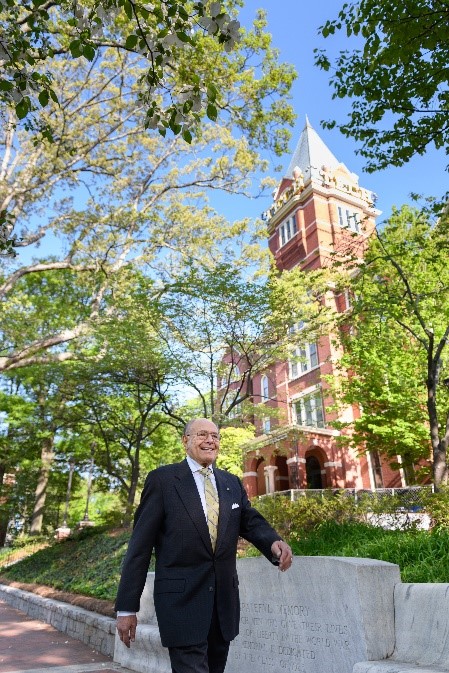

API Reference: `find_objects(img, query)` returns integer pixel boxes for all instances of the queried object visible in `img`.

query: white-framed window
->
[227,401,242,419]
[229,363,240,382]
[293,389,325,429]
[289,342,319,379]
[338,206,344,227]
[289,320,304,335]
[337,206,360,233]
[261,375,269,402]
[279,214,298,248]
[263,416,271,434]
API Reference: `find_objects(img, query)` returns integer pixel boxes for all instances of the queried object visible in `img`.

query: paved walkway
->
[0,600,130,673]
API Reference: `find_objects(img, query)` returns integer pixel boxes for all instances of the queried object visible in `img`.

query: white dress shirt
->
[185,454,218,519]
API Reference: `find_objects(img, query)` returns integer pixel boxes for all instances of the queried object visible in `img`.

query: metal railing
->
[260,486,434,509]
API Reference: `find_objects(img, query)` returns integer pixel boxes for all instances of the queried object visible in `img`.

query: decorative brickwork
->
[236,120,403,496]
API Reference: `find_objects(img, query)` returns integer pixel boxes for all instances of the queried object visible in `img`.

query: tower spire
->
[285,117,341,183]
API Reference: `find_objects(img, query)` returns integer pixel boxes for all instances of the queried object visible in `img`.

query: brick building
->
[237,119,404,497]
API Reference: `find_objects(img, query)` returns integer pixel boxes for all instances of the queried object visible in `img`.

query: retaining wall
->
[0,583,116,657]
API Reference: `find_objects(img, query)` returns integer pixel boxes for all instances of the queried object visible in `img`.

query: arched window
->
[261,375,269,402]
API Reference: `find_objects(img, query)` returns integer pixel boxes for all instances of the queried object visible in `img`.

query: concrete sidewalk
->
[0,600,130,673]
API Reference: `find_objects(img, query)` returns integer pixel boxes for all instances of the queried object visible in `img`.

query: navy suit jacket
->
[115,460,280,647]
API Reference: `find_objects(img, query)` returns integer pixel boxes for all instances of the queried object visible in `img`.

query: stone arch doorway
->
[306,455,323,489]
[274,454,289,492]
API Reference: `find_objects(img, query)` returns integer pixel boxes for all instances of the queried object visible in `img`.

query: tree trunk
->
[0,462,9,546]
[427,383,448,489]
[123,444,141,528]
[29,436,55,535]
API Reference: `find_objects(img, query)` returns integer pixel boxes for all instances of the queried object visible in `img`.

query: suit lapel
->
[214,469,233,554]
[173,460,212,553]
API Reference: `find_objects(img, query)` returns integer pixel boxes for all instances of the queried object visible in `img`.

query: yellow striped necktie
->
[200,468,219,551]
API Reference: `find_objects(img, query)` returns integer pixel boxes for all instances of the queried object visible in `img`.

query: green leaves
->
[333,205,449,486]
[206,103,218,122]
[69,39,83,58]
[123,0,133,20]
[38,90,49,107]
[0,0,248,141]
[182,128,192,143]
[125,34,139,49]
[315,0,449,176]
[15,97,31,120]
[0,80,14,92]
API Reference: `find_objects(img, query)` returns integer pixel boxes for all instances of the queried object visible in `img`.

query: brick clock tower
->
[241,119,403,497]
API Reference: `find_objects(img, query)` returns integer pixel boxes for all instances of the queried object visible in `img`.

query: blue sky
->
[15,1,448,266]
[235,1,448,226]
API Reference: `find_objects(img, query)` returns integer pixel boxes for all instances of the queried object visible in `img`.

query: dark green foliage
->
[1,528,135,601]
[253,492,362,542]
[314,0,449,175]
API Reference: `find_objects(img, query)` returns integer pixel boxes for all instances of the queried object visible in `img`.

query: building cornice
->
[265,173,380,236]
[243,423,340,452]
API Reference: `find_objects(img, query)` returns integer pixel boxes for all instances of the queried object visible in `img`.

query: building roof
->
[285,117,355,183]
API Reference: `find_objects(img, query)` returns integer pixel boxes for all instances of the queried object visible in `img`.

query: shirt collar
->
[186,455,213,473]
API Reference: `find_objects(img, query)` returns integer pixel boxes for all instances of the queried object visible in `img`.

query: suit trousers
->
[167,600,230,673]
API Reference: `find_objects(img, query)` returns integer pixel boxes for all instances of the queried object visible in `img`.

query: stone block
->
[114,623,171,673]
[354,663,444,673]
[226,556,400,673]
[393,583,449,670]
[137,573,157,624]
[355,583,449,673]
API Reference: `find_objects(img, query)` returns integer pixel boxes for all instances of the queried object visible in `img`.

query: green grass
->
[3,521,449,601]
[0,528,132,601]
[290,521,449,582]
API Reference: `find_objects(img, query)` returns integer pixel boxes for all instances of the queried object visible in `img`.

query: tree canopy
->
[332,205,449,487]
[314,0,449,174]
[0,30,295,364]
[1,5,295,256]
[1,0,241,136]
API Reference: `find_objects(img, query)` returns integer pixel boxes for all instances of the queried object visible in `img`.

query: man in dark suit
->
[115,417,293,673]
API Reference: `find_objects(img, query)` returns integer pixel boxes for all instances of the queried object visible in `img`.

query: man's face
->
[182,419,220,467]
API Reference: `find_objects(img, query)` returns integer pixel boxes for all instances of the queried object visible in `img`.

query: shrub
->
[421,488,449,530]
[252,491,362,542]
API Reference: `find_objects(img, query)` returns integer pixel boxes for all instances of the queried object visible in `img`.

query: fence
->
[260,486,434,510]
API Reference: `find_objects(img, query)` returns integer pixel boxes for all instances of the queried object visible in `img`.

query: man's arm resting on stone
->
[271,539,293,572]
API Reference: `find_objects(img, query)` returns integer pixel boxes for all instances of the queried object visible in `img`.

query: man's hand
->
[271,540,293,572]
[116,615,137,648]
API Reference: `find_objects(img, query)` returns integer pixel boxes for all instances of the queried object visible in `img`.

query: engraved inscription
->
[229,600,352,672]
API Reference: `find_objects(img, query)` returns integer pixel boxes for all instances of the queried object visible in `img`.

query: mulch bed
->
[0,576,116,617]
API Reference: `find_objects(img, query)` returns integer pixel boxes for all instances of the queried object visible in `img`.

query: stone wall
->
[114,557,401,673]
[0,584,116,657]
[114,573,171,673]
[226,557,399,673]
[6,557,449,673]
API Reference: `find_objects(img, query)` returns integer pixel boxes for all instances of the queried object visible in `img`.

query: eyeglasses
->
[186,431,220,441]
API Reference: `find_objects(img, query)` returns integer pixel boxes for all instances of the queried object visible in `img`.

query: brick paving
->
[0,600,129,673]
